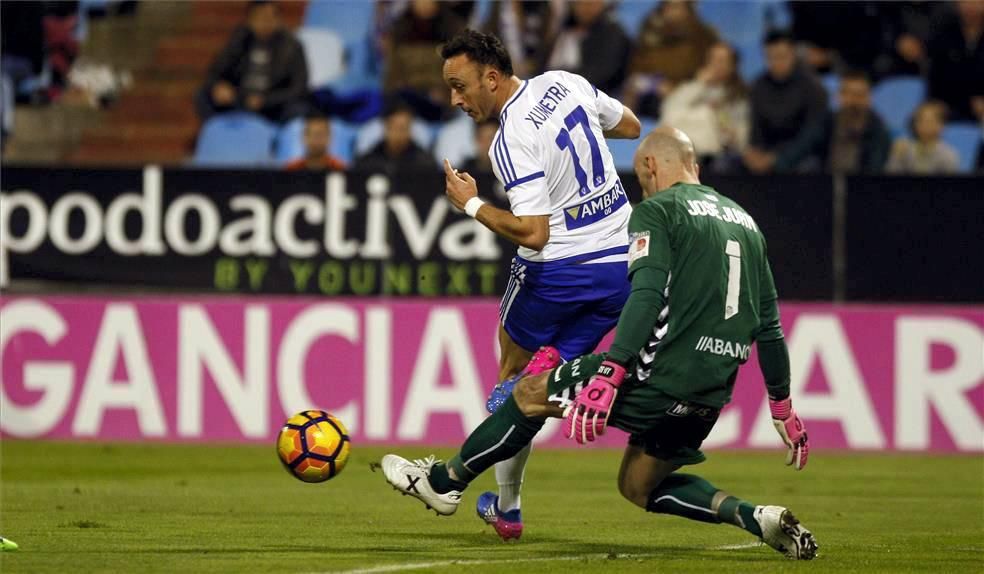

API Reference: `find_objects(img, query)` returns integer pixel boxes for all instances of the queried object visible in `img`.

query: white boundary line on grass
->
[326,542,762,574]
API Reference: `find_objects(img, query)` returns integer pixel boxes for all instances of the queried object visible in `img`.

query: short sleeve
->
[627,201,671,277]
[594,86,625,131]
[496,123,550,216]
[560,70,624,131]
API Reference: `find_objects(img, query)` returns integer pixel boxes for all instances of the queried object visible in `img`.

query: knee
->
[512,375,547,417]
[618,477,651,509]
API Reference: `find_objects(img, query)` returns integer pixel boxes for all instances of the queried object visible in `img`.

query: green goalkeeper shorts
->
[546,353,720,466]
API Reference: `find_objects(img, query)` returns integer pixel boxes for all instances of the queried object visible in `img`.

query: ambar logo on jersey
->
[563,180,627,230]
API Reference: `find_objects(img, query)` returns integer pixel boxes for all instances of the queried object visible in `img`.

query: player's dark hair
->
[440,30,514,76]
[763,29,794,46]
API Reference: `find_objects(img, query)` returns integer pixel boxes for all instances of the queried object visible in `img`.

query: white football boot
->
[381,454,462,516]
[754,505,819,560]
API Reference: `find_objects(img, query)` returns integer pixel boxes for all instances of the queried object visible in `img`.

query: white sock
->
[495,442,532,512]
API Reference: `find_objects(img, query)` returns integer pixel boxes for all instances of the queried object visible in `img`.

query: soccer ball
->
[277,410,351,483]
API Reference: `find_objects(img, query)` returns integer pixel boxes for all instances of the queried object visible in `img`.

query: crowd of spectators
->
[1,1,980,173]
[252,0,984,173]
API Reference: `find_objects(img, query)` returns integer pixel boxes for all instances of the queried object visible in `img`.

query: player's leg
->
[379,356,601,515]
[612,398,818,560]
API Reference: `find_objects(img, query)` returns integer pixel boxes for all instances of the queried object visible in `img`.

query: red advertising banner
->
[1,296,981,452]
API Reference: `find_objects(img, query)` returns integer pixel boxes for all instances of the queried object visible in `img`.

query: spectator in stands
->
[886,100,960,174]
[926,0,984,122]
[382,0,466,121]
[483,0,563,77]
[743,30,828,174]
[767,70,890,174]
[790,2,886,78]
[354,102,433,173]
[545,0,631,95]
[196,1,308,123]
[624,0,719,116]
[459,120,499,174]
[285,113,347,171]
[660,41,748,172]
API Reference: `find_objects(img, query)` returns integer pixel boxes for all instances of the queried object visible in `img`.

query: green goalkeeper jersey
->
[623,182,779,408]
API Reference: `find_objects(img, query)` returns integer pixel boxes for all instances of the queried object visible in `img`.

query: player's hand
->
[564,360,626,445]
[770,398,809,470]
[443,159,477,211]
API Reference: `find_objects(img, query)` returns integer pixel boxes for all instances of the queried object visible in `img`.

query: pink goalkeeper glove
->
[770,398,809,470]
[564,360,626,444]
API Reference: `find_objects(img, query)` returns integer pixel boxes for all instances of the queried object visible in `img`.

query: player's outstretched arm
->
[603,105,642,140]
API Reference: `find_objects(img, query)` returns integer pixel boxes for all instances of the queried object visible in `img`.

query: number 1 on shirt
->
[725,240,741,319]
[555,105,605,196]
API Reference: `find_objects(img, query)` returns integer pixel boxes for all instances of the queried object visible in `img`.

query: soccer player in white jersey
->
[433,30,641,540]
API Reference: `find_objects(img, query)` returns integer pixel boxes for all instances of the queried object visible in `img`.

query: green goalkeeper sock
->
[647,474,763,537]
[646,474,723,524]
[717,496,762,537]
[429,395,543,493]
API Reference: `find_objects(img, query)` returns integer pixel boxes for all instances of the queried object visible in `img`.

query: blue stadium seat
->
[871,76,925,136]
[698,1,767,47]
[304,0,374,44]
[303,0,379,90]
[432,112,476,168]
[296,28,345,88]
[330,119,359,165]
[193,112,276,166]
[274,117,305,164]
[822,74,840,108]
[940,122,982,173]
[736,42,766,83]
[607,117,659,170]
[615,0,655,38]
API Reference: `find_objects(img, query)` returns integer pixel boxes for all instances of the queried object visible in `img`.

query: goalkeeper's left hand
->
[769,398,809,470]
[564,360,625,444]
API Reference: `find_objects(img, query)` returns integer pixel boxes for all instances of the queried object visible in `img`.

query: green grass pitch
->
[1,441,981,573]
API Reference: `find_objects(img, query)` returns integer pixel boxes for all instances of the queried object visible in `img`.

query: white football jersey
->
[489,70,631,263]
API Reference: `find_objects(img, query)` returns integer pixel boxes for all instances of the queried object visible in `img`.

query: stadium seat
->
[940,122,982,173]
[274,117,305,164]
[607,117,659,170]
[822,74,840,108]
[330,119,359,164]
[615,1,654,38]
[193,112,277,166]
[296,28,345,88]
[871,76,925,136]
[354,117,435,156]
[302,0,379,90]
[432,112,476,168]
[736,42,766,83]
[303,0,374,44]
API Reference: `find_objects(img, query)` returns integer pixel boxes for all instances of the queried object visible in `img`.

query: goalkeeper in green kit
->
[380,127,818,560]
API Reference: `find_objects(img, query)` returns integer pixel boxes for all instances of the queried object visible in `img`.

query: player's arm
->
[443,159,550,251]
[582,74,641,140]
[756,258,810,470]
[473,208,550,251]
[603,105,642,140]
[605,205,671,365]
